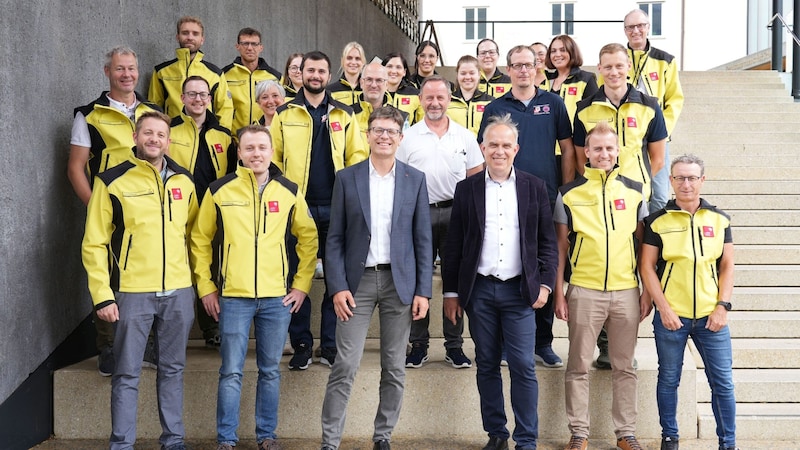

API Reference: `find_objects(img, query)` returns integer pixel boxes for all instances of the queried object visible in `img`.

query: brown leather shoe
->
[617,435,644,450]
[565,435,588,450]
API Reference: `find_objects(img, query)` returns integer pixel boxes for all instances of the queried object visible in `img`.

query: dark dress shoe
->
[482,436,509,450]
[373,439,391,450]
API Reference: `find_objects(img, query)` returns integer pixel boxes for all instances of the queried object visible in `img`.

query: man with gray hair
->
[443,114,558,450]
[68,46,161,376]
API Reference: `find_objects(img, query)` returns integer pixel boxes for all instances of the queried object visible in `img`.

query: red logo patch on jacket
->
[268,201,279,213]
[649,72,659,81]
[614,199,626,210]
[171,188,183,200]
[214,143,224,153]
[401,98,411,105]
[495,86,505,93]
[331,121,342,132]
[627,117,638,128]
[703,226,715,237]
[567,87,578,95]
[476,104,485,112]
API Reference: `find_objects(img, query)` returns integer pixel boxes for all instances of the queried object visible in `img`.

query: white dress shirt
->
[477,168,522,280]
[365,158,395,266]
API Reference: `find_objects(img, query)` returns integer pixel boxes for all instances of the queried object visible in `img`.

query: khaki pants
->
[564,285,640,438]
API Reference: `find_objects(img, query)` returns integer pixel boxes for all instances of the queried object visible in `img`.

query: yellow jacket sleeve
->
[81,181,116,306]
[290,195,319,294]
[189,189,219,298]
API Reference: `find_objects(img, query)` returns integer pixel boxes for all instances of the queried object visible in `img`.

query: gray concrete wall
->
[0,0,415,404]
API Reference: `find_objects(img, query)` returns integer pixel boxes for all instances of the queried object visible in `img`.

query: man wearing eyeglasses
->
[149,16,233,129]
[320,106,432,450]
[476,38,512,98]
[353,62,409,143]
[477,44,577,369]
[169,76,237,348]
[223,27,282,135]
[271,51,368,371]
[640,154,736,450]
[396,75,483,370]
[623,9,684,214]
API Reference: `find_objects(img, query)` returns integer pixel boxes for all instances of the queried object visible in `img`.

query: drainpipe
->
[773,0,782,71]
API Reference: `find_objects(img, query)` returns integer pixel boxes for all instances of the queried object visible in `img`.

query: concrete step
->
[730,287,800,311]
[734,265,800,287]
[677,102,800,113]
[698,403,800,440]
[730,338,800,368]
[683,95,794,104]
[677,111,800,124]
[731,227,800,245]
[704,166,800,180]
[52,338,697,441]
[670,144,796,161]
[705,194,800,209]
[735,245,800,264]
[727,210,800,226]
[674,121,800,133]
[698,369,800,403]
[681,82,787,90]
[679,70,782,81]
[703,181,800,195]
[676,132,800,144]
[727,312,800,338]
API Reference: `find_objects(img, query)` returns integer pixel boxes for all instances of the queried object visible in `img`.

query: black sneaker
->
[289,343,312,370]
[143,337,157,369]
[319,347,337,367]
[660,436,679,450]
[97,346,114,377]
[445,348,473,368]
[405,343,428,368]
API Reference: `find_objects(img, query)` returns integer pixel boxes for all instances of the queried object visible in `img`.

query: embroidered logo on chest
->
[268,201,280,213]
[330,121,342,132]
[214,143,224,153]
[649,72,659,81]
[171,188,183,200]
[532,104,551,115]
[567,87,578,95]
[614,199,626,210]
[703,226,715,237]
[627,117,638,128]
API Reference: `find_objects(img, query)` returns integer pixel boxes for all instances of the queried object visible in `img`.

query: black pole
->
[772,0,782,71]
[793,0,800,99]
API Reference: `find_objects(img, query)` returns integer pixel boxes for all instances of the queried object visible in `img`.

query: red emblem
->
[567,87,578,95]
[214,143,224,153]
[649,72,659,81]
[476,104,485,112]
[331,121,342,132]
[614,199,626,210]
[401,98,411,105]
[268,201,279,213]
[703,226,715,237]
[627,117,638,128]
[171,188,182,200]
[496,86,505,93]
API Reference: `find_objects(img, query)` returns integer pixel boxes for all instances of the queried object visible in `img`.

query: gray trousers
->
[110,287,195,450]
[409,204,464,349]
[320,270,412,448]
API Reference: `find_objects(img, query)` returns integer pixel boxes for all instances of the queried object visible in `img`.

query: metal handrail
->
[769,13,800,47]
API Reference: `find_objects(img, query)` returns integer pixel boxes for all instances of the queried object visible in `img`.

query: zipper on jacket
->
[122,235,133,271]
[103,154,110,172]
[710,263,719,290]
[608,201,616,231]
[263,203,268,234]
[637,154,647,185]
[222,244,231,292]
[662,262,674,293]
[211,147,221,172]
[601,177,610,291]
[690,215,698,319]
[168,192,173,222]
[697,227,705,256]
[572,236,584,267]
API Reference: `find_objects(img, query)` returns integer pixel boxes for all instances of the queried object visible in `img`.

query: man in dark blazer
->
[443,113,558,450]
[320,106,433,450]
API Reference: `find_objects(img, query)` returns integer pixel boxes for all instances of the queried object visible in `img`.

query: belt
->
[366,264,392,271]
[429,199,453,208]
[480,274,521,283]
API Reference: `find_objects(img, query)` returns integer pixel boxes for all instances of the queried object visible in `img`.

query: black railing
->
[768,9,800,99]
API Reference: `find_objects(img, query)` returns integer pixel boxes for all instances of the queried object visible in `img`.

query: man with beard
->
[271,50,368,371]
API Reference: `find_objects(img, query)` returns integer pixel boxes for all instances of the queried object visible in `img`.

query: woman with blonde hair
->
[328,41,365,105]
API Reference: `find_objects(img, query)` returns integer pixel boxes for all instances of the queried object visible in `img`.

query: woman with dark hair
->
[382,52,424,125]
[543,35,598,183]
[411,40,451,90]
[280,52,304,101]
[328,41,366,105]
[447,55,493,136]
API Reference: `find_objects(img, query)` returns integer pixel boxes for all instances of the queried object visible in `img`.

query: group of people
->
[69,8,737,450]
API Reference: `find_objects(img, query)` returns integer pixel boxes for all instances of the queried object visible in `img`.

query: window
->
[465,7,487,40]
[552,3,574,35]
[639,2,662,36]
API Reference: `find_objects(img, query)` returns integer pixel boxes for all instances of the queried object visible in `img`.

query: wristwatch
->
[716,301,732,311]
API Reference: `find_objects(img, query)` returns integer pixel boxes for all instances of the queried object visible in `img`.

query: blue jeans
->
[649,142,670,213]
[466,275,538,448]
[217,296,291,445]
[653,311,736,449]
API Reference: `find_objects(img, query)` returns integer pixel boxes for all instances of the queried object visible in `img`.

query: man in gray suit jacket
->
[320,106,433,450]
